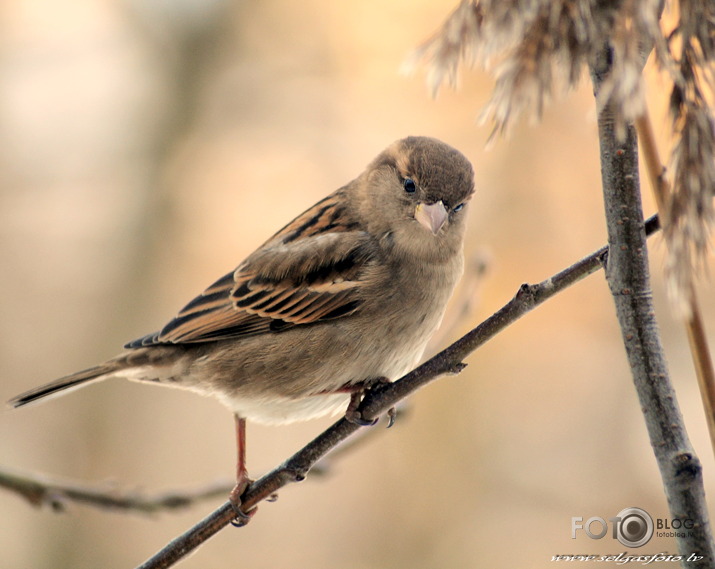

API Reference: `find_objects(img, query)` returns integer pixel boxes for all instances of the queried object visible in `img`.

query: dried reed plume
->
[407,0,715,313]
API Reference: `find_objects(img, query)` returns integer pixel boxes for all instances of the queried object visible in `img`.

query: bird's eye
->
[403,178,416,193]
[453,203,465,212]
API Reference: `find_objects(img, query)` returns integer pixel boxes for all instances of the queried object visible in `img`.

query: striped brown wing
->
[125,188,375,347]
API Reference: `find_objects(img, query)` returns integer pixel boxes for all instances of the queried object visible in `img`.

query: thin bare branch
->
[591,45,715,567]
[636,111,715,460]
[0,467,231,514]
[1,406,405,515]
[135,215,660,569]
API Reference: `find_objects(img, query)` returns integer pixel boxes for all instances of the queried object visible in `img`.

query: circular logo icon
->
[615,507,654,548]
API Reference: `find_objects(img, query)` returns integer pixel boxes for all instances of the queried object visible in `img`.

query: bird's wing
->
[126,191,377,347]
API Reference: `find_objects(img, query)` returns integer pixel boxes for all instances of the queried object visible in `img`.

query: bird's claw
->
[229,504,255,527]
[386,406,397,428]
[344,377,397,428]
[228,478,256,527]
[345,410,379,426]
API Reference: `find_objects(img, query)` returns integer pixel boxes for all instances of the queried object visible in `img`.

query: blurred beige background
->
[1,1,714,568]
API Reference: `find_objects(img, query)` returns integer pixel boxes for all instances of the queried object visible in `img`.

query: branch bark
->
[635,112,715,459]
[0,467,231,514]
[590,47,715,568]
[135,215,660,569]
[1,409,403,514]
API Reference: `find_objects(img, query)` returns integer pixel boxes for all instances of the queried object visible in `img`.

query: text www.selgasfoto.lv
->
[551,552,704,565]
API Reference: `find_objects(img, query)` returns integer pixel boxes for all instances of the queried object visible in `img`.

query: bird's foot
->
[228,475,256,527]
[344,377,396,428]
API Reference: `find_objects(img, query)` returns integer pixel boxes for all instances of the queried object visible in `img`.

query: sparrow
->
[8,136,475,518]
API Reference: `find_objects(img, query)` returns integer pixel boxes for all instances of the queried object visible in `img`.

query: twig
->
[309,406,409,475]
[635,112,715,459]
[136,215,661,569]
[0,467,231,514]
[1,408,404,514]
[590,47,715,568]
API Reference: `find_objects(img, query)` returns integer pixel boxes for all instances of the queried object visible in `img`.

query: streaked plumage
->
[9,136,474,428]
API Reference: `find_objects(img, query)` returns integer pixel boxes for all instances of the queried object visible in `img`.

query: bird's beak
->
[415,201,448,235]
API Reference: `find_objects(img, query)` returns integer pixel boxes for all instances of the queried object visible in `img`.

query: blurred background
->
[1,1,714,568]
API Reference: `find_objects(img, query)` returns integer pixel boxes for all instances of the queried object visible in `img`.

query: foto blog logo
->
[571,507,654,548]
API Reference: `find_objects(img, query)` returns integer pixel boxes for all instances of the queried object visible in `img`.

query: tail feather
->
[8,363,121,408]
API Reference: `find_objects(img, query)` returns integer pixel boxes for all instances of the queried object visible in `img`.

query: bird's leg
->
[229,414,255,526]
[344,377,396,428]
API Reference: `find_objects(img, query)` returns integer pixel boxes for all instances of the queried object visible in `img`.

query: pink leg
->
[228,414,255,524]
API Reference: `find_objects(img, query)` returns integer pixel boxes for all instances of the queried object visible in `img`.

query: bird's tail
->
[8,361,123,408]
